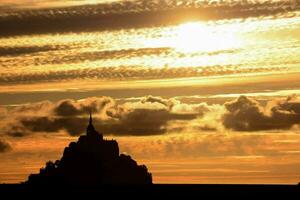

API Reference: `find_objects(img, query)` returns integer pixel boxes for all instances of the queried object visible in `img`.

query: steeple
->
[89,110,93,127]
[87,109,96,136]
[86,110,103,140]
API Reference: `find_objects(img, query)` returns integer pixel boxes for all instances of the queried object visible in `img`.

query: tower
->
[86,110,103,141]
[87,110,95,135]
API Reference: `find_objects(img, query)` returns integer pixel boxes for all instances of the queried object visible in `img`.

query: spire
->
[86,109,103,140]
[89,109,93,127]
[87,109,95,135]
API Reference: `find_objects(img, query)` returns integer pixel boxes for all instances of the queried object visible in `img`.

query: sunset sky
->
[1,0,300,184]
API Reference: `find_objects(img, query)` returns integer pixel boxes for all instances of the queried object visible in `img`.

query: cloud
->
[0,0,299,37]
[1,95,300,137]
[1,46,172,59]
[223,95,300,131]
[53,97,114,117]
[2,96,206,137]
[16,109,197,136]
[0,65,284,85]
[119,133,295,159]
[141,95,179,110]
[0,139,11,153]
[0,45,69,57]
[104,108,198,135]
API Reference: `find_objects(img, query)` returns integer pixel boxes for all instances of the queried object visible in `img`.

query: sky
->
[0,0,300,184]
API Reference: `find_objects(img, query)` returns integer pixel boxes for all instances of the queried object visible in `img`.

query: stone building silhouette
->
[26,112,152,186]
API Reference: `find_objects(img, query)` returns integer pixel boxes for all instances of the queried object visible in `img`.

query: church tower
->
[86,110,103,140]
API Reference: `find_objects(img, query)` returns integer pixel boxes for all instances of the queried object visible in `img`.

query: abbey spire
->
[89,110,93,127]
[86,110,96,136]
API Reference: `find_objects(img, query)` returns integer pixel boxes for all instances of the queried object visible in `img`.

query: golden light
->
[173,22,242,53]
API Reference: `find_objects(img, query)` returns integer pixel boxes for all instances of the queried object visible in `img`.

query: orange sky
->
[1,0,300,184]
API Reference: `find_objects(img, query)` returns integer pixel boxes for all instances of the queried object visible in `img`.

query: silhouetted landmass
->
[25,113,152,186]
[2,113,300,197]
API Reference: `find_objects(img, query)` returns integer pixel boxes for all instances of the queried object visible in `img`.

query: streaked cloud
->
[0,65,289,85]
[0,44,71,56]
[1,9,299,87]
[119,133,300,159]
[1,0,299,36]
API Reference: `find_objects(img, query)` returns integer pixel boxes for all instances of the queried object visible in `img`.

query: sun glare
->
[173,22,242,53]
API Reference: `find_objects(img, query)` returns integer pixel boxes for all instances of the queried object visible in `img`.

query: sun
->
[174,22,241,53]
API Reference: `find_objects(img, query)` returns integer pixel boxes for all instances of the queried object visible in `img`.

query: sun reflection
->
[173,22,242,53]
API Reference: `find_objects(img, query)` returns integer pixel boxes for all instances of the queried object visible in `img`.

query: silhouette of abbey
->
[25,112,152,186]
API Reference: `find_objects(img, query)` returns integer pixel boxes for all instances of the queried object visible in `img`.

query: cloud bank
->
[1,95,300,138]
[0,0,299,36]
[1,96,208,136]
[223,95,300,131]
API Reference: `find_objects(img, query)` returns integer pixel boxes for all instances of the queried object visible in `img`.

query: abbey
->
[65,111,120,160]
[26,112,152,186]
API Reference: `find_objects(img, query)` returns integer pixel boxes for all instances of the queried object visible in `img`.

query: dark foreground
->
[0,184,299,198]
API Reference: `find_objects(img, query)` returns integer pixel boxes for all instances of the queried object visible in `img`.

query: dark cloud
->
[0,47,172,64]
[3,96,201,136]
[19,116,86,136]
[103,108,197,135]
[0,139,11,153]
[223,95,300,131]
[53,97,114,116]
[0,0,299,37]
[0,45,69,57]
[20,108,196,136]
[2,95,300,137]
